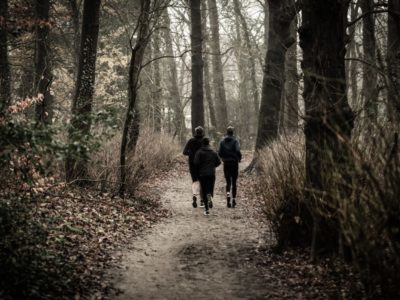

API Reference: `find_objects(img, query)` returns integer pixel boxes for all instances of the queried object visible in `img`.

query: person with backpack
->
[183,126,204,208]
[194,137,221,216]
[218,126,242,208]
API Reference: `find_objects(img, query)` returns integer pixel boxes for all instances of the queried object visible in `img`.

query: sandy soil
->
[108,161,277,300]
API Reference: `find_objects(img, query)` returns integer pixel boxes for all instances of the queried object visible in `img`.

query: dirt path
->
[109,164,272,299]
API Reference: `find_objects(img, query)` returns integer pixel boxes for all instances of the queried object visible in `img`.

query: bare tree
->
[233,0,260,134]
[119,0,152,196]
[254,0,297,151]
[162,8,186,142]
[207,0,228,133]
[189,0,204,133]
[66,0,101,182]
[201,0,217,137]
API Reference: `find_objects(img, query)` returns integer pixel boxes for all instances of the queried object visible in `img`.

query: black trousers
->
[189,162,198,182]
[223,161,239,198]
[199,175,215,210]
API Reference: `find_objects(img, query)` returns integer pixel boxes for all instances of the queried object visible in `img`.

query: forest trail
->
[109,160,274,299]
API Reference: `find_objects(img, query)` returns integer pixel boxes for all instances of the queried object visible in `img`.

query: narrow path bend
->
[110,162,271,299]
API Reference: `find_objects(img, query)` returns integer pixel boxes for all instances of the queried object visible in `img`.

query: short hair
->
[202,137,210,146]
[195,126,204,137]
[227,126,234,136]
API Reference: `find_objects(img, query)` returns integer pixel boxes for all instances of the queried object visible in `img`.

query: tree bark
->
[299,0,354,252]
[360,0,378,122]
[163,9,185,142]
[119,0,151,197]
[66,0,101,183]
[283,17,299,132]
[35,0,53,125]
[254,0,296,151]
[0,0,11,114]
[387,0,400,124]
[189,0,204,134]
[207,0,228,133]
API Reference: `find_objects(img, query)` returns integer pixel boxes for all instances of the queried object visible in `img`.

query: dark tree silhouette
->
[189,0,204,134]
[66,0,101,183]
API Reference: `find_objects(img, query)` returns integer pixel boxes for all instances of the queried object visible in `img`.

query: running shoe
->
[207,194,213,209]
[204,210,210,216]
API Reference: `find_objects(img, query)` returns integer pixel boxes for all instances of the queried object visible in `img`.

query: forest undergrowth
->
[0,129,179,300]
[248,128,400,299]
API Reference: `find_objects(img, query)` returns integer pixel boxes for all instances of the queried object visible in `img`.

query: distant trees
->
[207,0,228,133]
[66,0,101,182]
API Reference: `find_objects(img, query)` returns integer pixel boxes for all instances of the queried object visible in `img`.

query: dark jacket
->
[218,135,242,162]
[194,146,221,176]
[183,135,203,163]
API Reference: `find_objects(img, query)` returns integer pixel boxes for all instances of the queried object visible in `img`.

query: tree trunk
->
[201,0,217,135]
[207,0,228,133]
[65,0,101,183]
[284,17,299,132]
[361,0,378,122]
[152,28,162,132]
[254,0,296,151]
[163,9,185,142]
[68,0,81,70]
[233,0,260,136]
[232,2,250,141]
[387,0,400,124]
[189,0,204,134]
[0,0,11,114]
[119,0,151,197]
[35,0,53,125]
[347,1,360,109]
[299,0,354,252]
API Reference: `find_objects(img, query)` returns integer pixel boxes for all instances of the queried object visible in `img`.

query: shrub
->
[339,130,400,299]
[89,127,181,195]
[256,129,400,298]
[256,134,313,250]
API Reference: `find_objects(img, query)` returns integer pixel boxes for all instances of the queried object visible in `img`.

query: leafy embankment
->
[0,178,170,300]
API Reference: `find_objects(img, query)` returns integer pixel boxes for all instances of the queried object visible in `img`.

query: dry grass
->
[256,129,400,298]
[89,127,181,195]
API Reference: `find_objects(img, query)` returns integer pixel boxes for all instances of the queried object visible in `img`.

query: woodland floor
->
[107,156,365,300]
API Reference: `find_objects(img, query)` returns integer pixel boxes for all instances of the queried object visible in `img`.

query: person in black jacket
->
[194,137,221,215]
[183,126,204,208]
[218,126,242,208]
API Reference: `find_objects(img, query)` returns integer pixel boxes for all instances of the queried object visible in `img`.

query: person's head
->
[227,126,234,136]
[202,137,210,146]
[194,126,204,137]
